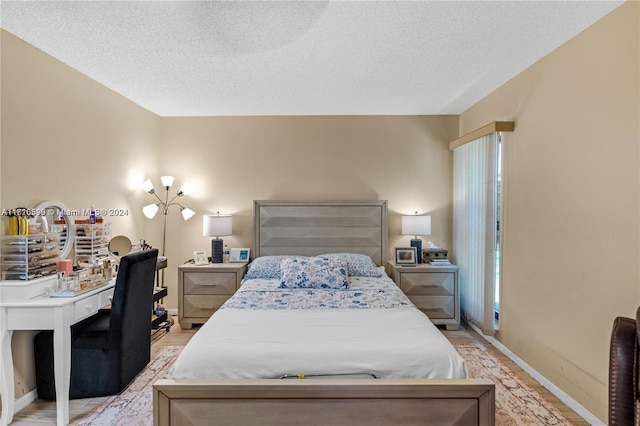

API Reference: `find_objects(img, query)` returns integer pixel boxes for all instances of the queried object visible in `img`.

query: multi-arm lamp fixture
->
[141,176,195,256]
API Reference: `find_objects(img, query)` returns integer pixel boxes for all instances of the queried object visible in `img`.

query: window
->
[451,122,512,336]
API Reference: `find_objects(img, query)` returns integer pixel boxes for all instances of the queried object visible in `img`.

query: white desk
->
[0,276,115,425]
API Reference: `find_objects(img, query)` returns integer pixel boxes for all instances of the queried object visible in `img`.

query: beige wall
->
[1,30,162,402]
[4,3,635,420]
[158,115,457,310]
[460,2,639,421]
[1,30,458,401]
[1,30,162,238]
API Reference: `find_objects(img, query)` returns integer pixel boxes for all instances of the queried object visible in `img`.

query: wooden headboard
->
[254,200,388,266]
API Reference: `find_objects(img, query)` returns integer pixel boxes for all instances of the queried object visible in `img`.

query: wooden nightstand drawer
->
[400,272,455,295]
[183,272,237,295]
[387,262,460,330]
[178,263,248,329]
[405,295,454,319]
[183,295,232,318]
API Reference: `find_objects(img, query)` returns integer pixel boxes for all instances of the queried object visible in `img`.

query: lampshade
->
[141,178,155,193]
[402,214,431,236]
[142,203,159,219]
[160,175,174,188]
[203,214,232,237]
[181,207,195,221]
[177,183,191,196]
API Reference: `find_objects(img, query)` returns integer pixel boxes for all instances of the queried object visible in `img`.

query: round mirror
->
[109,235,132,257]
[34,200,75,259]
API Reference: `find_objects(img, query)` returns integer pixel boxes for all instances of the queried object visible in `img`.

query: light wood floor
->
[10,317,589,425]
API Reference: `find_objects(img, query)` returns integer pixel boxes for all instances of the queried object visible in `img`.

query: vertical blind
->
[453,133,498,336]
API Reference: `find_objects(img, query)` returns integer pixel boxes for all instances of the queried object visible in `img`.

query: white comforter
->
[168,276,467,380]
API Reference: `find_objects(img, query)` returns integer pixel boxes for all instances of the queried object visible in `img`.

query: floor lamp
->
[142,176,195,283]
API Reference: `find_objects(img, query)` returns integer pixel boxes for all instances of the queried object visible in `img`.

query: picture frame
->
[193,250,208,265]
[230,248,250,262]
[395,247,417,265]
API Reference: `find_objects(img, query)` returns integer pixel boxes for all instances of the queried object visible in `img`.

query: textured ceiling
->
[0,1,624,117]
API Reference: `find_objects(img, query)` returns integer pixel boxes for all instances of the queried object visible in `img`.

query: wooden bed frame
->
[153,200,495,425]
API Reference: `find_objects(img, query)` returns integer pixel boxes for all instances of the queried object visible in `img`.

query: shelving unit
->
[75,222,112,266]
[99,256,171,336]
[50,221,69,255]
[1,234,59,280]
[152,257,171,332]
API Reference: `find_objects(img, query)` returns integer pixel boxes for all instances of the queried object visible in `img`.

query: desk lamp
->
[203,213,232,263]
[402,212,431,264]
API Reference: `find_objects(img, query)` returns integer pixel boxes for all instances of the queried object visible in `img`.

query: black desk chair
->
[34,249,159,399]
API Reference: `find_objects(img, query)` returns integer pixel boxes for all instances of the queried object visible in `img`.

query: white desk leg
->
[0,308,15,426]
[53,308,71,426]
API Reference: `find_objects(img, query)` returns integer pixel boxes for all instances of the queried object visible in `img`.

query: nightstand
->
[178,262,247,329]
[387,262,460,330]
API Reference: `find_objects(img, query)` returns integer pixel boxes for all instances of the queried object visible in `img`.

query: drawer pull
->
[85,305,93,311]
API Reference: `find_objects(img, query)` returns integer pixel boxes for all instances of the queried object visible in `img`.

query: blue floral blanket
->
[221,276,413,310]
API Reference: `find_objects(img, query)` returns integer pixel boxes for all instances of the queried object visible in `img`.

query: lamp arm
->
[167,193,181,206]
[165,201,186,211]
[160,187,172,215]
[149,191,164,204]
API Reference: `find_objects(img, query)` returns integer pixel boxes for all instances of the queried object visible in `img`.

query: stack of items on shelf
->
[428,257,452,266]
[1,234,60,280]
[1,206,62,280]
[422,242,452,266]
[75,220,112,267]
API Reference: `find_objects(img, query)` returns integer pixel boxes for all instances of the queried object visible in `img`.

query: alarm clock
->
[229,248,250,262]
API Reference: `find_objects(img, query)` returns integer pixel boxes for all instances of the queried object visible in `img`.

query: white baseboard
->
[12,389,37,416]
[465,321,604,426]
[7,311,179,419]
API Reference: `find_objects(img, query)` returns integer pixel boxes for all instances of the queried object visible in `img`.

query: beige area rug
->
[456,343,576,425]
[80,344,577,426]
[77,346,183,426]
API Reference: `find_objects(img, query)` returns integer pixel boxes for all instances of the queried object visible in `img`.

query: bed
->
[153,200,494,425]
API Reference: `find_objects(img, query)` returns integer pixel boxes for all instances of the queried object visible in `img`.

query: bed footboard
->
[153,378,495,425]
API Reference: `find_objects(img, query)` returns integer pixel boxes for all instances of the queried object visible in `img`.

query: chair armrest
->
[609,316,638,425]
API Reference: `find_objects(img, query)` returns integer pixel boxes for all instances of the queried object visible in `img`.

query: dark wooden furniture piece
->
[609,306,640,425]
[152,256,169,330]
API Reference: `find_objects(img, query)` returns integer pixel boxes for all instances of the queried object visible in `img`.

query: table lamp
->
[402,212,431,264]
[203,213,232,263]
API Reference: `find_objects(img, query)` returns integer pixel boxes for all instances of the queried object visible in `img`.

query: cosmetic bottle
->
[19,215,29,235]
[8,212,18,236]
[89,204,96,224]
